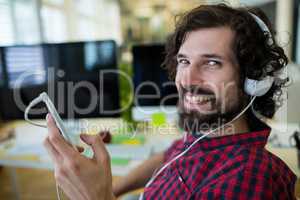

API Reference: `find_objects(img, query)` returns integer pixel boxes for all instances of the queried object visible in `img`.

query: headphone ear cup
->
[244,76,274,96]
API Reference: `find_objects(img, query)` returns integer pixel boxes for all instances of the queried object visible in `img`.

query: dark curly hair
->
[163,3,289,122]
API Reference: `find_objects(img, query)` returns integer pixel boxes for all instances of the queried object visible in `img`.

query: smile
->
[185,94,215,105]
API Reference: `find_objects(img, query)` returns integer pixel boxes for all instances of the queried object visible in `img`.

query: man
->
[44,4,296,200]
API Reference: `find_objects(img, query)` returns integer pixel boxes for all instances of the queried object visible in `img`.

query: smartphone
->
[40,93,76,148]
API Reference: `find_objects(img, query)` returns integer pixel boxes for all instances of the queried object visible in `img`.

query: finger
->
[46,114,76,157]
[80,134,111,167]
[44,137,62,163]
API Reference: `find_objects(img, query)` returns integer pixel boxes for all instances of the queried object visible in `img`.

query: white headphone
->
[244,75,274,96]
[244,13,276,97]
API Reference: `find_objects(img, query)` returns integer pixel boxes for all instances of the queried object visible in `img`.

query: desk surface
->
[0,118,179,176]
[0,119,299,177]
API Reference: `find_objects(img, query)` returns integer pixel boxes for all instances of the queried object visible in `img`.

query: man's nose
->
[181,64,203,86]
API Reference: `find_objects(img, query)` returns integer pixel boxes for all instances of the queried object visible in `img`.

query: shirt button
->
[178,176,183,182]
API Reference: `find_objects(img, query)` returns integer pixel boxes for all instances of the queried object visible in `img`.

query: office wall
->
[0,0,122,45]
[41,0,122,43]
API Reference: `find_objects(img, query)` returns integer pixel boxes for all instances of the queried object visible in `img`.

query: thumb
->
[80,134,111,165]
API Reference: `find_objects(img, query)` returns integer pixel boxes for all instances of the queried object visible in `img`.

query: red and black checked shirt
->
[143,129,296,199]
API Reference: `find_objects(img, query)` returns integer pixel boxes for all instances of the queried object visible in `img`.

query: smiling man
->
[175,26,245,136]
[44,4,296,200]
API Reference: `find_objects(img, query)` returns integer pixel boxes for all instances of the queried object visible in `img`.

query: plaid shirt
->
[143,129,296,199]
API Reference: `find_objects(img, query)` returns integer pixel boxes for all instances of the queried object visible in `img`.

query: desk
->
[0,118,179,200]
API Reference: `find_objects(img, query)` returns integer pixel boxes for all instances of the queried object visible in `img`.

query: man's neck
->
[204,115,250,138]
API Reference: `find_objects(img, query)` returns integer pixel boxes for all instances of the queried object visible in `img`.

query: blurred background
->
[0,0,300,199]
[0,0,291,48]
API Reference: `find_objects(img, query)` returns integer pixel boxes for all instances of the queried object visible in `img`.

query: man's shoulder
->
[190,147,297,199]
[236,146,296,183]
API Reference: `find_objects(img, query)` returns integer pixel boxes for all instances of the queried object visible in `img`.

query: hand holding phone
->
[24,92,76,148]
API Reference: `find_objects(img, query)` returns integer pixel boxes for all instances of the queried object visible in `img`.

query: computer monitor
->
[0,41,120,120]
[0,45,48,120]
[4,45,46,88]
[132,44,178,121]
[43,40,117,81]
[0,47,4,87]
[42,40,120,118]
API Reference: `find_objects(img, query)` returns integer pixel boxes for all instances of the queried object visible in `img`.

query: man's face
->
[175,27,245,133]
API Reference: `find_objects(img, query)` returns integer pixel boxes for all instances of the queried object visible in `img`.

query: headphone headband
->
[243,12,276,97]
[249,12,273,45]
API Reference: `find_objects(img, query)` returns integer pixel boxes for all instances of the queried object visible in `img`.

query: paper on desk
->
[6,120,83,157]
[7,124,48,157]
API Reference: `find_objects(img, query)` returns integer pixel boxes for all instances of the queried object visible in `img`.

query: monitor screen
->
[42,40,120,118]
[84,41,116,71]
[0,41,120,120]
[4,45,46,88]
[132,44,178,106]
[0,48,4,87]
[43,40,117,81]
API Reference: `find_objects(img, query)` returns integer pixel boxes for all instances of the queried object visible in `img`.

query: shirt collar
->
[183,128,271,151]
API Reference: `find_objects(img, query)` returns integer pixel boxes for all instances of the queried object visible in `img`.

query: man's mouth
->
[184,92,216,111]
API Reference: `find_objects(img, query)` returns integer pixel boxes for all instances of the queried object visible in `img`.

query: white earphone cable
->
[24,96,47,128]
[24,95,64,200]
[56,184,62,200]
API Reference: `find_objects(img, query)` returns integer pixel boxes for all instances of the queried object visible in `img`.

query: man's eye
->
[207,60,219,66]
[178,59,189,65]
[206,60,221,67]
